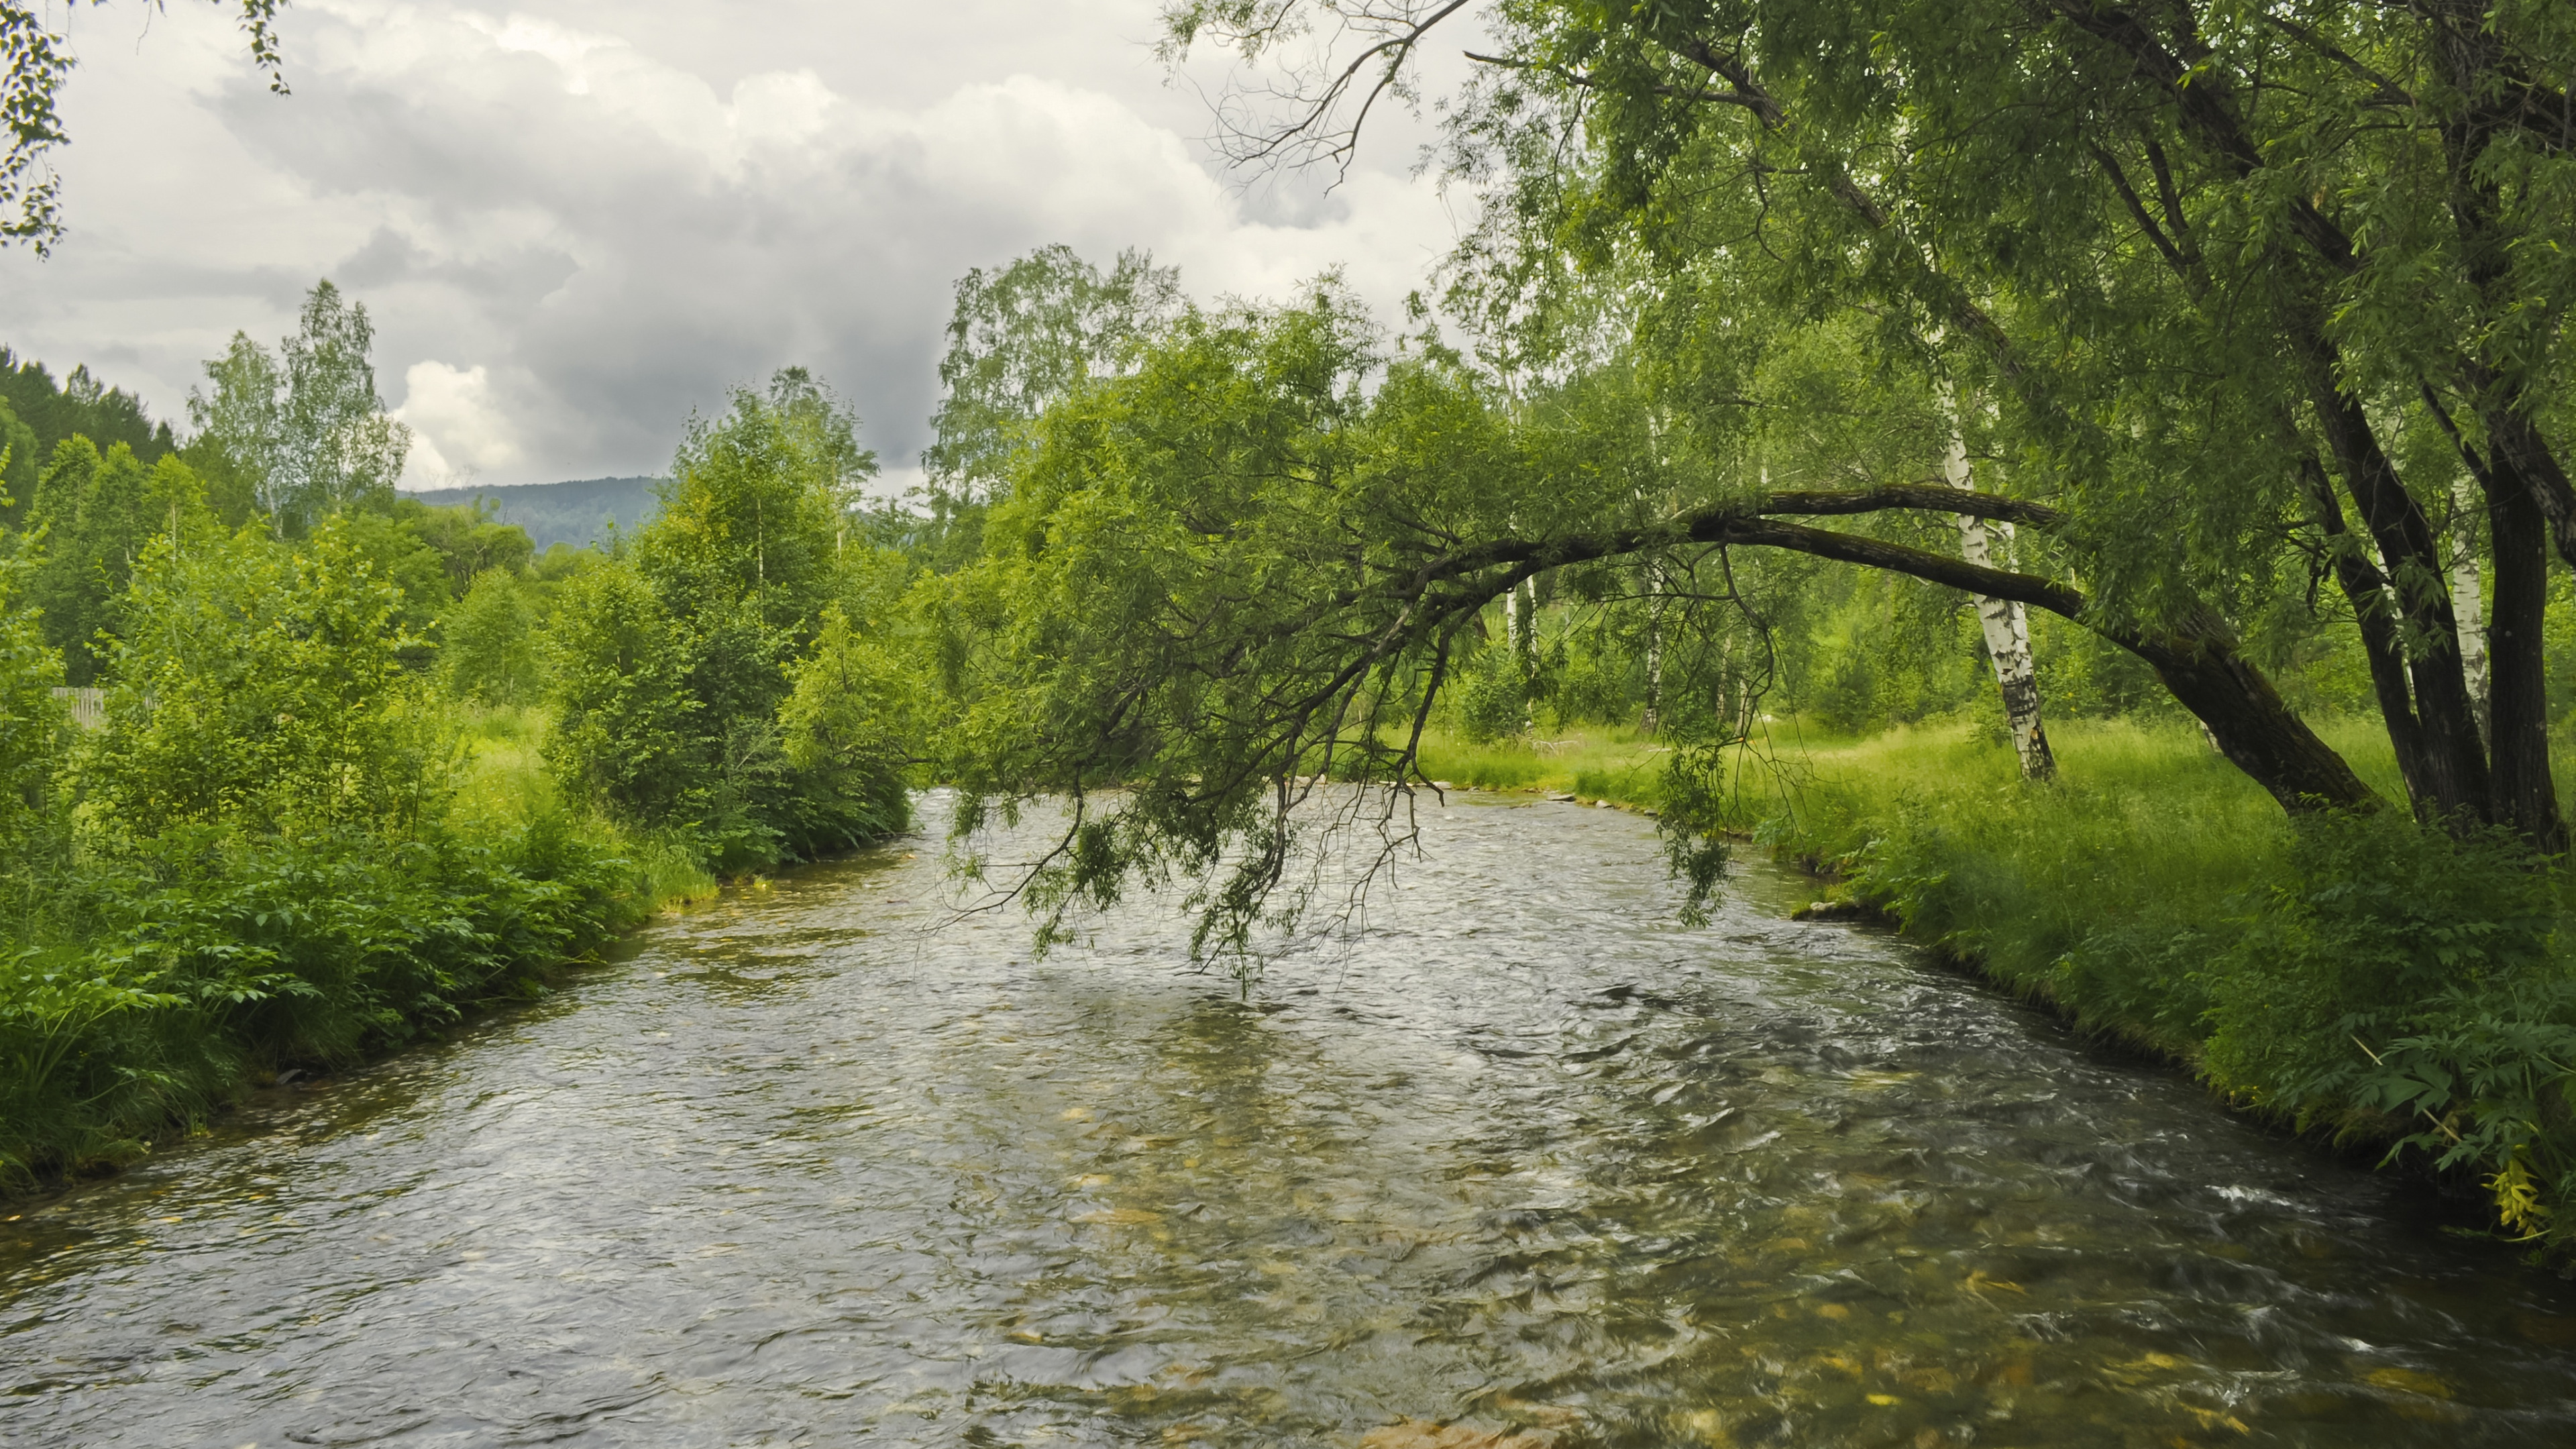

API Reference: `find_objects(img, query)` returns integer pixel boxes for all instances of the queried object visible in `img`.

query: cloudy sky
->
[0,1,1480,491]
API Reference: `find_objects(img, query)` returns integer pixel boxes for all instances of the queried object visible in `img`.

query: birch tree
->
[186,282,411,537]
[1941,388,2053,782]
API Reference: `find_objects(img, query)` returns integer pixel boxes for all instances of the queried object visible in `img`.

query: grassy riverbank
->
[0,704,724,1190]
[1417,718,2576,1254]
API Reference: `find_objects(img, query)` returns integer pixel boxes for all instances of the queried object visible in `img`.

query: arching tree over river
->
[933,0,2576,947]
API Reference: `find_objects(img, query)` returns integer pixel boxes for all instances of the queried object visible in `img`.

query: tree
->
[20,437,211,682]
[440,568,541,706]
[912,246,1183,572]
[0,349,177,522]
[1154,1,2575,849]
[80,518,437,845]
[188,281,411,537]
[927,245,1183,500]
[547,368,912,867]
[1,1,285,252]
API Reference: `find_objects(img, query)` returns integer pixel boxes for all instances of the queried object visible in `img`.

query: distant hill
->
[404,476,663,551]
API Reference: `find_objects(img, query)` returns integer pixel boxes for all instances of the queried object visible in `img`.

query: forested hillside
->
[404,476,662,551]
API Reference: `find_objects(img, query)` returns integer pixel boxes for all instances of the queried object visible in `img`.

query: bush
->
[2204,810,2576,1244]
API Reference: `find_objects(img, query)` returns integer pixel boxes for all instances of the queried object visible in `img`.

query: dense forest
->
[4,1,2576,1266]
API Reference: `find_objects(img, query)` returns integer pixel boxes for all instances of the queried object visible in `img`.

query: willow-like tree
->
[1148,0,2573,845]
[926,1,2575,953]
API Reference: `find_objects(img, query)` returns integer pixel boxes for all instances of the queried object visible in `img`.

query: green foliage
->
[186,281,412,536]
[399,496,535,594]
[914,244,1183,572]
[0,541,68,904]
[0,508,663,1186]
[1452,649,1533,743]
[19,439,213,682]
[441,568,542,705]
[78,517,442,843]
[0,350,177,523]
[545,369,913,869]
[2203,811,2576,1244]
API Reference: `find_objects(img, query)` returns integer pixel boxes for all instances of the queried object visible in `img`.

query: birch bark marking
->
[1942,388,2056,781]
[2451,476,2491,746]
[1642,560,1664,736]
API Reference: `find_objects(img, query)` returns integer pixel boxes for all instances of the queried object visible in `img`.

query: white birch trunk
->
[1504,572,1525,727]
[2451,475,2490,747]
[1642,563,1664,736]
[1943,391,2057,782]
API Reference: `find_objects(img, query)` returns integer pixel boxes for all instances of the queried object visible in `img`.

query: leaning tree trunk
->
[1943,392,2055,782]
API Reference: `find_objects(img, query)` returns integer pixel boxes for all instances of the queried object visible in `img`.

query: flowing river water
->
[5,792,2576,1447]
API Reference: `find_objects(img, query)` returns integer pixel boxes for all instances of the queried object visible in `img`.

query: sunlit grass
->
[447,703,718,912]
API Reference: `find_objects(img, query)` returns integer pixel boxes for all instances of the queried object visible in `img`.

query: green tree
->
[187,281,412,537]
[547,368,912,867]
[0,350,177,524]
[21,438,212,683]
[914,246,1182,571]
[440,568,541,706]
[1155,0,2575,845]
[78,517,441,845]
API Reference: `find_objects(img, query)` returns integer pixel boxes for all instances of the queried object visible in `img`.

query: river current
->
[4,792,2575,1447]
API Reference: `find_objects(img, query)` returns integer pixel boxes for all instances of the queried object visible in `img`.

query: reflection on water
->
[5,792,2575,1447]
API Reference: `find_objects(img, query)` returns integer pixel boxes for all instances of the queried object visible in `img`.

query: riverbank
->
[0,708,724,1193]
[15,788,2575,1446]
[1415,718,2576,1256]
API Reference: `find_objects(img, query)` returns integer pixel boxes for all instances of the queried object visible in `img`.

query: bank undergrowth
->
[0,364,935,1191]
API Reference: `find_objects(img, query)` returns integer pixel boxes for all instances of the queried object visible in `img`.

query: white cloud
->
[0,1,1468,486]
[394,360,523,485]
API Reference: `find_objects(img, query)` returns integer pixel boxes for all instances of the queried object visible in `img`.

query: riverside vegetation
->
[6,1,2576,1269]
[0,284,918,1184]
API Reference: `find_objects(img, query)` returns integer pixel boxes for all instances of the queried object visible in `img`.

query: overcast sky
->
[0,1,1479,491]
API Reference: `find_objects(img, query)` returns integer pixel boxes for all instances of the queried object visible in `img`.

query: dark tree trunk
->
[2298,451,2436,814]
[2302,340,2492,824]
[2483,471,2565,853]
[2116,613,2381,815]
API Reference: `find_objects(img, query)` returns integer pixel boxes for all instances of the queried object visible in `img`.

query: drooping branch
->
[1164,0,1480,179]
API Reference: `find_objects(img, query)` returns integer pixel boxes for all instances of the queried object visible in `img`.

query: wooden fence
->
[48,687,105,731]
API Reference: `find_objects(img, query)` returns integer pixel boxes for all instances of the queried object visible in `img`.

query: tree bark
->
[1942,395,2055,781]
[2450,475,2491,745]
[2301,335,2492,824]
[2296,451,2436,813]
[2482,457,2566,853]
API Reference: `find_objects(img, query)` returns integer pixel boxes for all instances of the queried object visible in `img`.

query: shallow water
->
[4,792,2575,1448]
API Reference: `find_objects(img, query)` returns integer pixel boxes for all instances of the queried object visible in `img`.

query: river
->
[3,792,2574,1446]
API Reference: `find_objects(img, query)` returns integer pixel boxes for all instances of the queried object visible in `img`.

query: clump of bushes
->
[0,519,651,1185]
